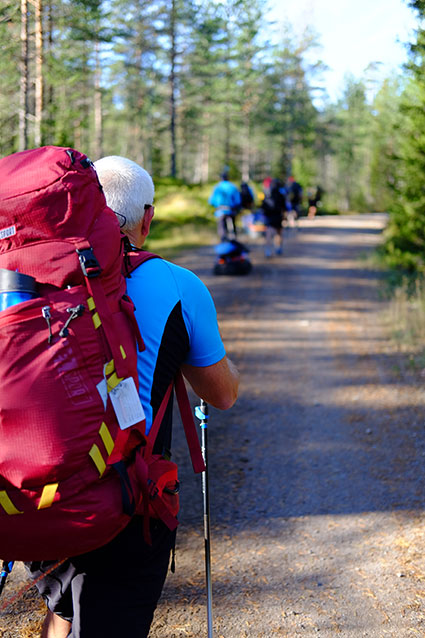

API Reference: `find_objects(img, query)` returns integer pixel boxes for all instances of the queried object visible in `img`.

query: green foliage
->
[1,0,421,227]
[0,3,20,154]
[145,178,216,255]
[369,78,403,212]
[383,272,425,370]
[381,2,425,274]
[327,76,374,212]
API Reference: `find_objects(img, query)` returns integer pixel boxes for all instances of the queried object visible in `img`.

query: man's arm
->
[181,355,239,410]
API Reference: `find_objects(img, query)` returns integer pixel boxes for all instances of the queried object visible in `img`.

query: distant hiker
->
[239,181,255,210]
[288,176,303,212]
[263,176,272,197]
[261,177,287,257]
[287,176,303,228]
[307,185,323,218]
[27,156,240,638]
[209,171,242,240]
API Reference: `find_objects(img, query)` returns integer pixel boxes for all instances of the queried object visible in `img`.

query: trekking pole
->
[0,561,14,598]
[195,399,213,638]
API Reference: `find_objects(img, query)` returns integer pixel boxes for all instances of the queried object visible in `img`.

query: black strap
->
[112,461,135,517]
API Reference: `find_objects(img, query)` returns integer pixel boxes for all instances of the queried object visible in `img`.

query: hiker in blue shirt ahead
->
[208,170,242,240]
[29,156,239,638]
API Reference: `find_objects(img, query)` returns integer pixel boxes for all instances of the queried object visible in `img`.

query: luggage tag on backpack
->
[109,377,145,429]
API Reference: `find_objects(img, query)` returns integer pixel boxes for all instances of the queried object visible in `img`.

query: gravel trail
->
[152,214,425,638]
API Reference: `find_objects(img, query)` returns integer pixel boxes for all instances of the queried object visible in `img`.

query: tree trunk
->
[241,113,251,182]
[169,0,177,178]
[93,39,103,159]
[201,132,210,183]
[19,0,29,151]
[43,0,54,143]
[34,0,43,147]
[201,111,210,182]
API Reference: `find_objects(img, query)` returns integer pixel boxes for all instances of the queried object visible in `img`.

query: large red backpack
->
[0,146,149,561]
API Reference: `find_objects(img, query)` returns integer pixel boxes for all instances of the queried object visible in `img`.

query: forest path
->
[1,214,425,638]
[152,214,425,638]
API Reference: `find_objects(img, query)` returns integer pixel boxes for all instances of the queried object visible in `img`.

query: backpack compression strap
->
[75,239,133,379]
[141,372,205,542]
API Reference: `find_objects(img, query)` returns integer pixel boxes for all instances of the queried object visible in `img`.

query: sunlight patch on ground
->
[299,232,383,246]
[299,214,388,230]
[157,509,425,637]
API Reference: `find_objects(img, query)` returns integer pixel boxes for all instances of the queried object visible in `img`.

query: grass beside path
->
[145,178,216,258]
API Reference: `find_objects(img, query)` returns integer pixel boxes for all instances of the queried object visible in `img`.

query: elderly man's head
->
[94,156,154,235]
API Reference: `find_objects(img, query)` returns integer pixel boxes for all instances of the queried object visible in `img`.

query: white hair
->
[94,155,154,232]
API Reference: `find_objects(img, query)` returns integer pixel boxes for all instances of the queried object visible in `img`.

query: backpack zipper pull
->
[42,306,53,343]
[59,304,85,338]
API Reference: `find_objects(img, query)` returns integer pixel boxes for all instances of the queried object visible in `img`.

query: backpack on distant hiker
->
[213,239,252,276]
[262,179,286,217]
[240,182,254,209]
[0,146,204,561]
[289,180,302,206]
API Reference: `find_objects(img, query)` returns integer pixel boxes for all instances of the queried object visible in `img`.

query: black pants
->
[25,517,176,638]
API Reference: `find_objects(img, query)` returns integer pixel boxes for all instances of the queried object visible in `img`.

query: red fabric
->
[0,147,125,297]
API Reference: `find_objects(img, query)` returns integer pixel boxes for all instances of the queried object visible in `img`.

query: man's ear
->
[141,205,154,236]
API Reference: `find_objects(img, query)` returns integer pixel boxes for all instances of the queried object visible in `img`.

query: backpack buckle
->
[77,248,102,278]
[147,478,158,500]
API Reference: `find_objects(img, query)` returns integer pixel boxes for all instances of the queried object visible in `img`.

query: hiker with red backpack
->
[21,154,239,638]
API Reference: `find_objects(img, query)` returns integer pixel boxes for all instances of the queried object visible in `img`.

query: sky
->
[269,0,419,102]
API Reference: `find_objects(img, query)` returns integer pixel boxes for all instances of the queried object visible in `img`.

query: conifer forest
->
[2,0,425,272]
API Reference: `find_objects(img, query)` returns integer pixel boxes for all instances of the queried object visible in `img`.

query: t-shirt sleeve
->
[178,268,226,367]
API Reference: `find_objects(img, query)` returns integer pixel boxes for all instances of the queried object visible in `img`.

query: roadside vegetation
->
[376,1,425,371]
[2,1,425,362]
[145,179,215,257]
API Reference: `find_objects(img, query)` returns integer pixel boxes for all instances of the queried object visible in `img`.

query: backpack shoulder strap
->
[146,371,205,474]
[123,244,160,277]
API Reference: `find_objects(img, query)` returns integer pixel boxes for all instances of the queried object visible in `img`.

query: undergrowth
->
[383,272,425,372]
[145,179,216,257]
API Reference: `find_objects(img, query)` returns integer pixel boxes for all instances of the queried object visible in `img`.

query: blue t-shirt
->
[126,257,225,441]
[208,180,241,212]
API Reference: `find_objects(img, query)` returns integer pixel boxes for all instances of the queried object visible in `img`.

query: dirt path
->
[2,214,425,637]
[151,214,425,638]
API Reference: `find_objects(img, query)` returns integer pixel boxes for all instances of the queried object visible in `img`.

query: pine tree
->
[384,0,425,272]
[0,2,20,154]
[260,26,320,179]
[330,76,372,211]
